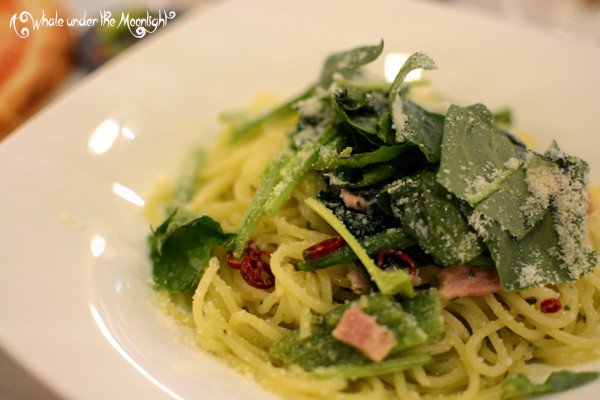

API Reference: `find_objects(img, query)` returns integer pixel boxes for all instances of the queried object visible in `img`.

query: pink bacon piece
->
[332,304,397,362]
[340,189,372,214]
[439,265,500,300]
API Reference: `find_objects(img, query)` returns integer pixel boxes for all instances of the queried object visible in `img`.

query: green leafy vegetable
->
[263,125,338,215]
[334,146,407,169]
[387,52,437,107]
[387,52,437,144]
[469,211,575,291]
[271,292,441,370]
[331,89,391,145]
[466,142,597,291]
[150,210,233,292]
[384,171,483,266]
[437,104,525,205]
[399,288,444,338]
[501,371,599,399]
[398,100,445,163]
[318,40,384,88]
[230,147,295,255]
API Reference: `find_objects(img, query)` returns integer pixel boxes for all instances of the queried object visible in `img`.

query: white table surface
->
[0,0,599,399]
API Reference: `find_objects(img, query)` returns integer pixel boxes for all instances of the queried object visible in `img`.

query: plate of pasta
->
[0,0,600,399]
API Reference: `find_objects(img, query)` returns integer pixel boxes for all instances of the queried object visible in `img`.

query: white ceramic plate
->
[1,0,599,399]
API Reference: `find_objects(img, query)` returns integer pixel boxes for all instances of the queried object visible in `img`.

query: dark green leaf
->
[334,146,407,169]
[150,210,233,292]
[331,89,389,145]
[387,52,437,106]
[437,105,526,205]
[319,40,384,88]
[388,53,437,145]
[399,288,444,338]
[468,210,571,291]
[271,292,440,370]
[398,100,445,162]
[474,167,545,240]
[385,171,483,265]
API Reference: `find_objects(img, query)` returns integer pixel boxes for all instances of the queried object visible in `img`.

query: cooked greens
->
[149,210,232,292]
[270,291,442,369]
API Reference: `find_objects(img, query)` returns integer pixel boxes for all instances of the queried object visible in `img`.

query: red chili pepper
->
[226,253,243,270]
[226,241,275,289]
[376,250,418,276]
[303,237,346,260]
[540,297,562,313]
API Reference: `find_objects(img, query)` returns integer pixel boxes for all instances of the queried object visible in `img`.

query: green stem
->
[230,86,315,143]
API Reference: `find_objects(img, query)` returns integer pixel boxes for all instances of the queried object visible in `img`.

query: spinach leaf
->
[385,171,483,266]
[501,371,599,399]
[474,167,545,240]
[331,89,391,145]
[388,52,437,108]
[345,164,396,188]
[150,210,233,292]
[334,146,407,169]
[437,105,526,205]
[523,147,597,278]
[439,105,543,239]
[399,288,444,338]
[271,292,440,370]
[398,100,445,163]
[467,210,571,291]
[388,52,436,141]
[318,40,384,88]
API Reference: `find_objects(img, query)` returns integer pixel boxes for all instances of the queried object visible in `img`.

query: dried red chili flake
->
[376,250,418,276]
[226,253,243,270]
[226,241,275,289]
[540,297,562,313]
[303,237,346,261]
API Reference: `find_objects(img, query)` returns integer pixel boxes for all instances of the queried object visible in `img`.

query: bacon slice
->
[332,304,396,362]
[439,265,500,300]
[340,189,372,213]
